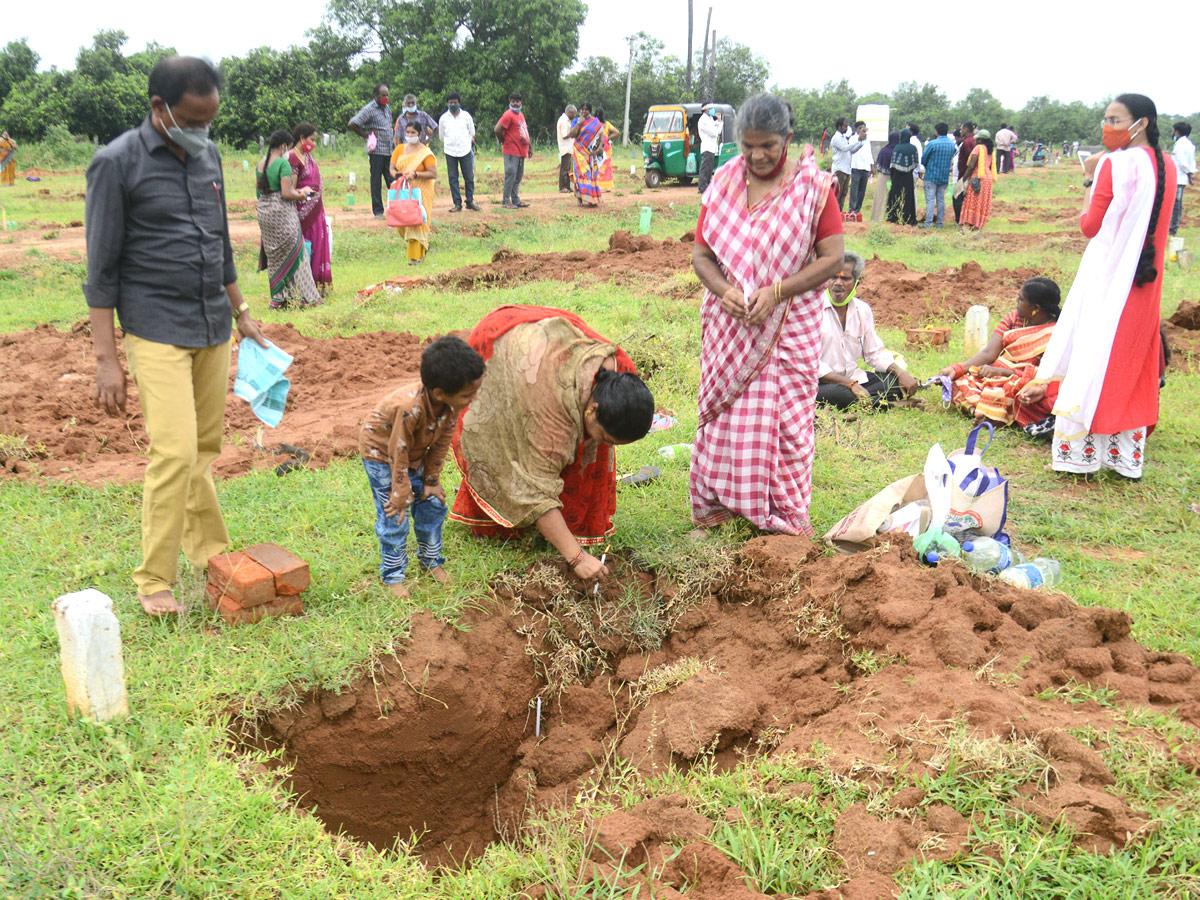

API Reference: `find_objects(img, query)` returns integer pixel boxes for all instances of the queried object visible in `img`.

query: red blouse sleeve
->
[993,309,1020,336]
[815,186,844,241]
[1080,157,1114,239]
[695,204,710,248]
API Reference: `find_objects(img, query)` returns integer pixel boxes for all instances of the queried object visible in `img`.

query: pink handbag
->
[385,178,424,228]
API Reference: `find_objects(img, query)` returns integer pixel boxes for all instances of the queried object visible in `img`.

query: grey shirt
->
[83,117,236,349]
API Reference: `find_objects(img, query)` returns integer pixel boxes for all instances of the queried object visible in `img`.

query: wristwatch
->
[1082,178,1094,188]
[234,301,249,318]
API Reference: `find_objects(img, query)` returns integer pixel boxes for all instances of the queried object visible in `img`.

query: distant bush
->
[16,125,97,170]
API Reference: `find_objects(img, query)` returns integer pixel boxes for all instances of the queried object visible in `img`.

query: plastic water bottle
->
[998,558,1062,589]
[959,537,1026,575]
[657,443,693,460]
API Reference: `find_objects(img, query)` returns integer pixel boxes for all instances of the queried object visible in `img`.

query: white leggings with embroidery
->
[1052,418,1147,478]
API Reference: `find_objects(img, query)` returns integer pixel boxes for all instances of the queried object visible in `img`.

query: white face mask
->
[405,134,421,144]
[163,102,211,157]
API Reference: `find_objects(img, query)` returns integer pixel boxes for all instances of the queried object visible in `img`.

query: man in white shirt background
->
[1171,122,1196,237]
[994,123,1016,174]
[908,123,924,179]
[817,252,919,409]
[847,121,874,216]
[830,117,865,210]
[438,92,480,212]
[697,103,724,194]
[557,104,577,193]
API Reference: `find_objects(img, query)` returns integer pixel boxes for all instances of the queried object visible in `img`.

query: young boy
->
[359,335,485,598]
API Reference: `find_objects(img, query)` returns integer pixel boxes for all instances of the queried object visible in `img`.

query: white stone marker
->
[51,590,129,721]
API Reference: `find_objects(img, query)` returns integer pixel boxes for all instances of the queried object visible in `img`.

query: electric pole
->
[686,0,694,92]
[622,35,635,146]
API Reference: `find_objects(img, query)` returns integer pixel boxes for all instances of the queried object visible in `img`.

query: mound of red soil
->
[0,322,428,485]
[431,230,694,291]
[1168,300,1200,330]
[239,536,1200,891]
[857,258,1040,328]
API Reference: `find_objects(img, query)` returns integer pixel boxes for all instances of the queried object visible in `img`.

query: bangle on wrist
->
[234,302,249,318]
[568,548,586,569]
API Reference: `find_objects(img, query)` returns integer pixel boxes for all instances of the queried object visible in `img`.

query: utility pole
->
[699,7,712,88]
[704,29,717,103]
[622,35,635,146]
[686,0,694,92]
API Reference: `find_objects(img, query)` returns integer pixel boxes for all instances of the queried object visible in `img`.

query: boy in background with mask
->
[83,56,271,617]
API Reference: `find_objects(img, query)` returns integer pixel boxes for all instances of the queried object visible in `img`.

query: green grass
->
[2,160,1200,897]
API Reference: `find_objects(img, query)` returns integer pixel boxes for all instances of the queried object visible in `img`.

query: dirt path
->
[0,179,692,267]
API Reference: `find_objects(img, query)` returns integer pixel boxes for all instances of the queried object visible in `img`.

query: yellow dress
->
[0,136,16,186]
[389,145,436,261]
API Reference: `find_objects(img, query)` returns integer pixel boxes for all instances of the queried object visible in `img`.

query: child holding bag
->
[389,121,437,264]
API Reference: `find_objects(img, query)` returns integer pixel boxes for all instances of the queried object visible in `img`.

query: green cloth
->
[266,156,292,192]
[257,156,293,197]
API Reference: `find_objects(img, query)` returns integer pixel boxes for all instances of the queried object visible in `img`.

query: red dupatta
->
[449,305,636,544]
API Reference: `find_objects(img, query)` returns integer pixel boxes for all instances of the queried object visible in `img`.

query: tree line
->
[2,11,1197,150]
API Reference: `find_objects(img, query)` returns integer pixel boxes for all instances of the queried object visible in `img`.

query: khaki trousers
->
[124,334,232,594]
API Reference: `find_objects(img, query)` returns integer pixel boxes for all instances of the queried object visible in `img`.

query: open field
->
[3,150,1200,898]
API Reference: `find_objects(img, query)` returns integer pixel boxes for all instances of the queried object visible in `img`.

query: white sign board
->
[856,104,891,145]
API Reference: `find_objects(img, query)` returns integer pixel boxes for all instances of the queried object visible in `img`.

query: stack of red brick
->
[206,543,310,625]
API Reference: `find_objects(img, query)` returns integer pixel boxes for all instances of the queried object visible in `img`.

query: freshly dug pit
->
[234,537,1200,891]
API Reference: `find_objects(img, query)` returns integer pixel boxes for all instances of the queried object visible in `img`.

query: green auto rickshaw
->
[641,103,738,188]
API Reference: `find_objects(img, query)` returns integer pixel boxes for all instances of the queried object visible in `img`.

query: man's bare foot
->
[387,582,410,599]
[686,527,710,542]
[138,589,184,616]
[427,566,452,585]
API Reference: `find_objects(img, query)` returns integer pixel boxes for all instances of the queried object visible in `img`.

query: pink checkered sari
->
[690,148,832,535]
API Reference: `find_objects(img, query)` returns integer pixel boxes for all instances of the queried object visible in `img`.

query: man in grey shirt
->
[84,55,268,617]
[348,84,394,217]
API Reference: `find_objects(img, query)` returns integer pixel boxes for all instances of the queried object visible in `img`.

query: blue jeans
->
[446,152,475,208]
[923,180,947,225]
[363,459,447,584]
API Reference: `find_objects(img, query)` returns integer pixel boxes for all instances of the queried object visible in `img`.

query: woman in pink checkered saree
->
[689,94,846,537]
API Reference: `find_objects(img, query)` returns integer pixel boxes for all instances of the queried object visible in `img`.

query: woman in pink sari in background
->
[689,94,845,538]
[289,122,332,297]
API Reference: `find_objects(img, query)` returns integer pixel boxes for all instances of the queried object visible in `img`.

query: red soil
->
[0,322,427,485]
[237,536,1200,893]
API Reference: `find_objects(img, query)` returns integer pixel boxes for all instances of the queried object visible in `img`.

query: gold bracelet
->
[234,302,249,318]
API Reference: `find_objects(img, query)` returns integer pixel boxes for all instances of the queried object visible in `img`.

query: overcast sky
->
[10,0,1197,116]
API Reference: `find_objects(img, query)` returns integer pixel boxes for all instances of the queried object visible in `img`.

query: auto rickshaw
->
[641,103,738,188]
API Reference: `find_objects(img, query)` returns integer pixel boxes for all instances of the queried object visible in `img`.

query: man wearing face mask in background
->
[438,91,480,212]
[697,103,723,194]
[83,56,269,617]
[348,83,394,217]
[495,92,532,208]
[395,92,438,146]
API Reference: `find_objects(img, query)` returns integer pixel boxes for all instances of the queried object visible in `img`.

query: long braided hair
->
[1115,93,1166,287]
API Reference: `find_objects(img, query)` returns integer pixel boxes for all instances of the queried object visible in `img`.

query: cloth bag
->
[944,421,1010,543]
[386,178,426,228]
[823,421,1010,552]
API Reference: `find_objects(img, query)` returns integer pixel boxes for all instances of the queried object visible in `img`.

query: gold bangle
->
[234,302,249,318]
